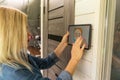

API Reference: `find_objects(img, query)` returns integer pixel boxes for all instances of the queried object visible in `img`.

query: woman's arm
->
[65,36,85,75]
[54,32,69,57]
[28,32,69,69]
[57,36,85,79]
[28,52,59,69]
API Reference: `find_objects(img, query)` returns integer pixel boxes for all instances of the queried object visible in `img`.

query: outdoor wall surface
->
[73,0,100,80]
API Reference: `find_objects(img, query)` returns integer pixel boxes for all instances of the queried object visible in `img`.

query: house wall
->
[73,0,101,80]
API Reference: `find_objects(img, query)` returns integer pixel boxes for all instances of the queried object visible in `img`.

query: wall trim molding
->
[96,0,116,80]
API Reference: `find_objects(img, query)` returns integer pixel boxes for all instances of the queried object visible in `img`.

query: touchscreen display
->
[68,24,91,49]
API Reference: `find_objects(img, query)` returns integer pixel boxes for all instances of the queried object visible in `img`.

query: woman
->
[0,6,86,80]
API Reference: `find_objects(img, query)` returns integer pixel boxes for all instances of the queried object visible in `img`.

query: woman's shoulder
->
[0,63,46,80]
[0,63,31,80]
[1,63,26,72]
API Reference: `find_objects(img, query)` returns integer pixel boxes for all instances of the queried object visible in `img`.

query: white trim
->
[40,0,44,74]
[101,0,116,80]
[41,0,44,58]
[96,0,116,80]
[41,0,48,58]
[91,0,107,80]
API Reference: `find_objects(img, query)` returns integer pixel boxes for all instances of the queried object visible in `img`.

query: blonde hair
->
[0,6,31,70]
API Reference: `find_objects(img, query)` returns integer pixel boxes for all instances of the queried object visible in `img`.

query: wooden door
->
[43,0,75,79]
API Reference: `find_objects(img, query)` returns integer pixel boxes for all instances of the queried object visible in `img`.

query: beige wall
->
[73,0,100,80]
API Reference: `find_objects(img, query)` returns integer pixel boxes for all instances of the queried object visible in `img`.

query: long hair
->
[0,6,31,70]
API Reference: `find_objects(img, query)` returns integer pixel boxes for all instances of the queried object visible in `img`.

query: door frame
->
[41,0,48,58]
[40,0,48,76]
[96,0,116,80]
[101,0,116,79]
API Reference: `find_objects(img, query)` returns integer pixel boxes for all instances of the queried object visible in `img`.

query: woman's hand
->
[71,36,86,62]
[54,32,69,57]
[65,36,86,75]
[61,31,69,46]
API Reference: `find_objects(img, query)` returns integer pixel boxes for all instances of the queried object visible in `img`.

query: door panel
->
[49,7,64,19]
[48,18,65,36]
[49,0,64,11]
